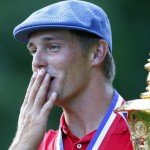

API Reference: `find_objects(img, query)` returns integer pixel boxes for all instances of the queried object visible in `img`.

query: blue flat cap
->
[13,0,112,51]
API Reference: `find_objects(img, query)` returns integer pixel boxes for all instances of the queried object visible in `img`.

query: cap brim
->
[13,24,102,44]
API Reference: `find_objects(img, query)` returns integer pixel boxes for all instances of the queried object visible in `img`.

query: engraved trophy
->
[115,53,150,150]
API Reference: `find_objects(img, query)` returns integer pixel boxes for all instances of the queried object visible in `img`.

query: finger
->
[25,72,38,100]
[33,73,51,111]
[40,92,57,118]
[21,72,37,108]
[25,68,46,110]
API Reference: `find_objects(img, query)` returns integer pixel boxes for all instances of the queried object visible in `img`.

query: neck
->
[62,78,114,138]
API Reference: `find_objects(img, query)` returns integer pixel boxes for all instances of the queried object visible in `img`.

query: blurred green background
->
[0,0,149,149]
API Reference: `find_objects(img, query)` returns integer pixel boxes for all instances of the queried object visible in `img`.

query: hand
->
[9,68,57,150]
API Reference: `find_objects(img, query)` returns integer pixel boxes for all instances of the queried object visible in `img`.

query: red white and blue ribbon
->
[56,90,124,150]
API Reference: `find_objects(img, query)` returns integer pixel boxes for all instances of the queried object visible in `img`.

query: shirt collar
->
[60,114,95,142]
[59,92,129,137]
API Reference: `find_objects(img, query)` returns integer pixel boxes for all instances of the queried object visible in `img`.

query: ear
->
[90,39,109,67]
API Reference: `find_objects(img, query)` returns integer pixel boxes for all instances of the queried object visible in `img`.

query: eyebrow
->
[41,36,56,41]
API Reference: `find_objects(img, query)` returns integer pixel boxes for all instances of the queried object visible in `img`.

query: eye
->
[47,44,60,53]
[29,49,37,55]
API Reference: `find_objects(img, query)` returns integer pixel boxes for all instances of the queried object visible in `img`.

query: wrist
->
[9,140,37,150]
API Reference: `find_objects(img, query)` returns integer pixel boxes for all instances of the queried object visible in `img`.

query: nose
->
[32,49,48,71]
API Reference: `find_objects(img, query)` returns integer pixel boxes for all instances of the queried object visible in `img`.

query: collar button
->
[76,143,82,149]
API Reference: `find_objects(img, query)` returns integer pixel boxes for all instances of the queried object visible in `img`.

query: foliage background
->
[0,0,149,149]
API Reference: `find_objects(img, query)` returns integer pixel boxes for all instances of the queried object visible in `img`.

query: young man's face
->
[27,29,92,105]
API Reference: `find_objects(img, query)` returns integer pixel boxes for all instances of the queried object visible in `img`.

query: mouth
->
[50,76,55,82]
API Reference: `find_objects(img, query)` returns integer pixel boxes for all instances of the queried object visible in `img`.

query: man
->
[9,0,133,150]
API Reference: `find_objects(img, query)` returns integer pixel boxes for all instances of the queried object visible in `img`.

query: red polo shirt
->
[38,114,133,150]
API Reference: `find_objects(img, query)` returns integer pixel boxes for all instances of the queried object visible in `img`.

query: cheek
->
[62,58,90,90]
[49,51,75,72]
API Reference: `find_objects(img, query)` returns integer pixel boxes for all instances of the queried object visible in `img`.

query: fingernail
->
[39,68,45,75]
[51,92,57,99]
[33,72,37,77]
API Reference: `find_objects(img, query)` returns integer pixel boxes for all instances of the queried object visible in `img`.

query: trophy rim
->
[115,99,150,111]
